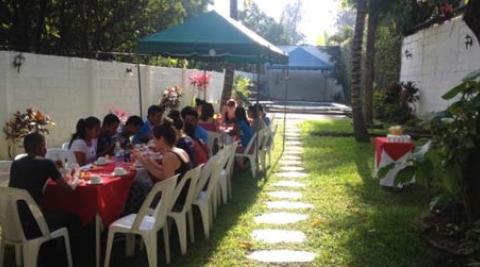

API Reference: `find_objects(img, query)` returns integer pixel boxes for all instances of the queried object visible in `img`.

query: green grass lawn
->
[111,119,436,266]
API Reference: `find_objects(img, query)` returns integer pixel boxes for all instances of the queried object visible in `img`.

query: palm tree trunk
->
[364,0,379,124]
[464,0,480,43]
[221,0,238,106]
[351,0,370,142]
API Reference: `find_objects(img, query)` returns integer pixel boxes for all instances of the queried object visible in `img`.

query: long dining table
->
[43,161,136,267]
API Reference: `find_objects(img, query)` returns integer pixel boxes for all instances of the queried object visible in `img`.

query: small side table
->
[374,137,415,188]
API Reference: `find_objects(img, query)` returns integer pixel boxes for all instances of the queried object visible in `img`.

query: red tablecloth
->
[43,162,136,226]
[374,137,415,166]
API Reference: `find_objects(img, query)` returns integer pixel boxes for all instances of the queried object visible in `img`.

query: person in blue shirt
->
[180,106,209,144]
[233,107,253,150]
[132,105,165,144]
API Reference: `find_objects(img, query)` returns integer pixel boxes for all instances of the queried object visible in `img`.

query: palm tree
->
[363,0,379,124]
[351,0,370,142]
[220,0,238,105]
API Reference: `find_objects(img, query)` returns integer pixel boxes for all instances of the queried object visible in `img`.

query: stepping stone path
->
[255,212,307,224]
[247,250,316,263]
[266,201,313,210]
[247,118,316,265]
[267,191,302,199]
[272,181,306,188]
[252,229,306,244]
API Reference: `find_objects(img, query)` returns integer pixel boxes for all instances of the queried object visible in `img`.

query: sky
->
[211,0,341,45]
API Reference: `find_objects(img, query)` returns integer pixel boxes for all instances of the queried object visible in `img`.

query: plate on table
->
[94,160,112,166]
[88,180,103,185]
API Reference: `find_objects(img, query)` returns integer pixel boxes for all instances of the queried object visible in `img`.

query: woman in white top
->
[69,117,101,166]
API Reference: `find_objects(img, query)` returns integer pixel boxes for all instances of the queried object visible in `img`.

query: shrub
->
[375,81,419,124]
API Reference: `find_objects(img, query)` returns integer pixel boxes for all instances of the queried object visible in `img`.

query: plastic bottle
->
[114,141,123,163]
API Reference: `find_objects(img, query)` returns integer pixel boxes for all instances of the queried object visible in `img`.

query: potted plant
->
[159,86,183,111]
[3,108,54,159]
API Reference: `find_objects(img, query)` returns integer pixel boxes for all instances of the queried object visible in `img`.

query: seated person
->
[9,132,80,245]
[96,114,120,157]
[198,102,219,132]
[195,98,205,117]
[254,103,270,126]
[69,116,101,166]
[124,120,192,214]
[248,104,266,133]
[223,99,237,125]
[232,107,253,151]
[132,105,165,144]
[184,121,209,167]
[168,111,196,166]
[181,106,209,144]
[116,115,144,150]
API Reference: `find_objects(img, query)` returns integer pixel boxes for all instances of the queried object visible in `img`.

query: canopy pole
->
[137,64,143,117]
[203,69,207,100]
[256,63,261,104]
[282,67,289,152]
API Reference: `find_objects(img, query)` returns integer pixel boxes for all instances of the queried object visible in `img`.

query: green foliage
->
[375,81,419,124]
[0,0,206,55]
[232,75,251,105]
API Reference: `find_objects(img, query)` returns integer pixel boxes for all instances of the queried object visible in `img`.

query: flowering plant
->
[189,72,212,90]
[109,108,129,124]
[160,86,183,110]
[3,108,54,158]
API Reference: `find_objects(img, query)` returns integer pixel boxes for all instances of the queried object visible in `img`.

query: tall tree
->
[351,0,370,142]
[280,0,305,45]
[220,0,238,105]
[363,0,381,124]
[239,2,289,45]
[464,0,480,43]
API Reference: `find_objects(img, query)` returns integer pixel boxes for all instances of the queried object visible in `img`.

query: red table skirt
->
[374,137,415,166]
[43,163,135,226]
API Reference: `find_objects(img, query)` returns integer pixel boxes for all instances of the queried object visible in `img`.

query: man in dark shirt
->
[96,114,120,157]
[9,132,79,241]
[116,115,144,150]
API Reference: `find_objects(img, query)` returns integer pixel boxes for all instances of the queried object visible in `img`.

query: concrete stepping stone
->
[272,181,306,188]
[279,166,305,172]
[275,171,307,179]
[283,150,302,156]
[266,201,313,210]
[247,250,316,263]
[255,212,307,224]
[267,191,302,199]
[279,160,303,166]
[284,145,304,151]
[285,142,303,146]
[251,229,306,244]
[281,155,302,161]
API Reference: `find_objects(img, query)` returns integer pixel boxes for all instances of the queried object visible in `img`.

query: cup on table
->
[96,156,107,165]
[113,167,128,176]
[90,175,102,184]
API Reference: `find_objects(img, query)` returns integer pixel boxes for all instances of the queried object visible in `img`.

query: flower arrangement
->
[3,108,54,158]
[160,86,183,110]
[189,72,212,90]
[109,108,129,124]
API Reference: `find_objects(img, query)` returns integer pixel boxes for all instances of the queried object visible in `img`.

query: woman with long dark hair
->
[198,102,218,132]
[69,117,101,166]
[125,119,192,214]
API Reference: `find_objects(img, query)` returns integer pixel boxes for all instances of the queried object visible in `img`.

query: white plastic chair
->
[212,148,230,216]
[61,142,70,150]
[14,154,27,160]
[0,161,12,187]
[167,165,202,255]
[207,131,221,157]
[104,175,178,267]
[219,142,239,202]
[256,128,271,173]
[265,124,278,168]
[0,187,73,267]
[45,148,77,165]
[235,132,258,177]
[192,154,220,239]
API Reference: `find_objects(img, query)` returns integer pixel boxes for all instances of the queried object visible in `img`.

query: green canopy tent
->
[136,11,290,151]
[137,10,288,64]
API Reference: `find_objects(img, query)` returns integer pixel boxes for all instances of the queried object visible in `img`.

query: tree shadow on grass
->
[340,141,438,267]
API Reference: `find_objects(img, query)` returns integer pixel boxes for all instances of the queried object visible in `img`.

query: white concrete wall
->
[0,51,224,159]
[400,16,480,115]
